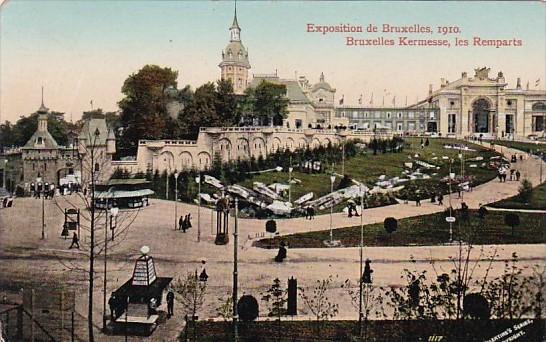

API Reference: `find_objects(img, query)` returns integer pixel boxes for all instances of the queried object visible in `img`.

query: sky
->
[0,0,545,123]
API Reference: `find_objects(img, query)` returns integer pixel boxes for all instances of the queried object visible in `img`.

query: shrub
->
[384,217,398,234]
[265,220,277,234]
[504,213,520,236]
[237,295,259,321]
[518,179,533,203]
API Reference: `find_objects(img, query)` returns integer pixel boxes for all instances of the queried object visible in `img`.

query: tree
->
[118,65,179,155]
[518,179,533,203]
[261,278,287,318]
[172,271,207,340]
[384,217,398,234]
[261,278,287,341]
[245,81,289,126]
[215,79,240,125]
[51,124,139,342]
[504,213,520,236]
[299,275,339,337]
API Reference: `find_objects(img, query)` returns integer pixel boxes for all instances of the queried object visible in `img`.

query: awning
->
[95,189,155,199]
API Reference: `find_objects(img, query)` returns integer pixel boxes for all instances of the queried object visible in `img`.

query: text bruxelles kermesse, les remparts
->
[306,23,523,48]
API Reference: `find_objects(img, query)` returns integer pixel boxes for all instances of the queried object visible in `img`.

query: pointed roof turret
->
[230,1,240,30]
[37,86,49,113]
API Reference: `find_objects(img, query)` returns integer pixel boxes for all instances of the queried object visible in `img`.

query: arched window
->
[532,102,546,111]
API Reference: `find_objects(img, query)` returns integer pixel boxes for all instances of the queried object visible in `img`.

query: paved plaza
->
[1,144,545,341]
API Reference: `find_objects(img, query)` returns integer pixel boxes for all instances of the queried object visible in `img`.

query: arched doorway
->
[472,99,491,133]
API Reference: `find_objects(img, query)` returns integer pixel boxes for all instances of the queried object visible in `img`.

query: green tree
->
[215,79,240,125]
[245,81,288,126]
[518,179,533,203]
[118,64,179,155]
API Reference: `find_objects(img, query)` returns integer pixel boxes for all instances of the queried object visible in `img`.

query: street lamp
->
[196,174,201,242]
[103,189,118,331]
[233,198,239,342]
[329,175,336,244]
[110,207,119,241]
[174,172,179,231]
[2,159,7,191]
[447,159,455,242]
[358,184,365,338]
[288,166,293,203]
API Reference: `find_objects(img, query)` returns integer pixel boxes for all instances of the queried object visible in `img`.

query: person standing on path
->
[516,170,521,181]
[415,196,421,207]
[167,289,175,318]
[437,193,443,206]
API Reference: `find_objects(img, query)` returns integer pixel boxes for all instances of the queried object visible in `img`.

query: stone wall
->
[113,126,392,175]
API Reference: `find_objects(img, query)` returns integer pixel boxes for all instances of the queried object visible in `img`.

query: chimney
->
[440,78,446,88]
[516,77,522,89]
[462,72,467,79]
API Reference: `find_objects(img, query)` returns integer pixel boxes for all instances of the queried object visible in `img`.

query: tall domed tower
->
[219,3,250,95]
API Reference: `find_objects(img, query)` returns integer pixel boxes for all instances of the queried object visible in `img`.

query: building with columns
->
[411,67,546,138]
[219,6,250,95]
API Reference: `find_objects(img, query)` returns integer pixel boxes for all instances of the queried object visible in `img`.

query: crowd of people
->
[178,213,193,232]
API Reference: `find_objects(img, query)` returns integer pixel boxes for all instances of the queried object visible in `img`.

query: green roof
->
[106,179,150,186]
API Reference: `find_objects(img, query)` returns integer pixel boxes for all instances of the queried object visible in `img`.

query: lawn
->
[492,140,546,156]
[254,209,546,248]
[186,319,544,342]
[490,182,546,210]
[239,138,501,204]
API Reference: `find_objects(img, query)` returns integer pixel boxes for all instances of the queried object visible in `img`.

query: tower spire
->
[38,85,48,113]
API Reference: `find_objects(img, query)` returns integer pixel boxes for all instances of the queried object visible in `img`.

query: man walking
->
[437,193,443,206]
[69,232,80,249]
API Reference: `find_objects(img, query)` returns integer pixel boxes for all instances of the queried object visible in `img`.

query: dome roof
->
[221,41,250,68]
[312,81,334,92]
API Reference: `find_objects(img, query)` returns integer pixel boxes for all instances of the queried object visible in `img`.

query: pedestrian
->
[199,259,208,282]
[516,170,521,181]
[519,155,523,161]
[275,241,288,262]
[69,232,80,249]
[438,193,443,206]
[457,188,461,198]
[166,289,175,318]
[362,259,374,284]
[425,138,430,147]
[178,215,184,230]
[309,207,315,219]
[108,294,117,321]
[185,214,192,229]
[510,169,515,181]
[415,196,421,207]
[181,216,187,233]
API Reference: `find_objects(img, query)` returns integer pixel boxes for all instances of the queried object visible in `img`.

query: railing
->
[139,139,197,146]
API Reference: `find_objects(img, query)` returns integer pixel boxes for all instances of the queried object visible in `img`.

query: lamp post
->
[233,198,239,342]
[358,184,365,338]
[196,174,201,242]
[447,159,455,242]
[2,159,7,191]
[102,189,118,331]
[540,152,543,184]
[342,142,346,176]
[329,175,336,244]
[110,207,118,241]
[174,172,179,231]
[288,166,293,203]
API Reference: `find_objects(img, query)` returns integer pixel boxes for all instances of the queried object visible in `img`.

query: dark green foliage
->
[518,179,533,203]
[384,217,398,234]
[463,293,490,319]
[265,220,277,234]
[336,175,352,190]
[504,213,520,236]
[238,295,259,322]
